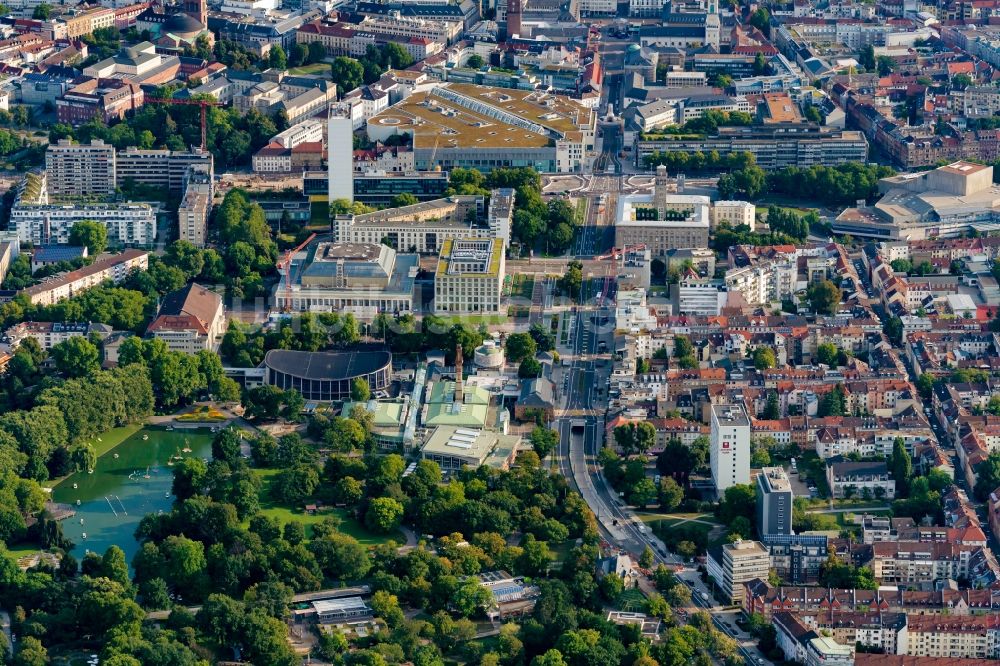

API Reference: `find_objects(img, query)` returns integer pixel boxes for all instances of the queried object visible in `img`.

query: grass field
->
[434,314,508,326]
[289,62,331,76]
[616,588,647,612]
[509,274,535,300]
[254,468,404,545]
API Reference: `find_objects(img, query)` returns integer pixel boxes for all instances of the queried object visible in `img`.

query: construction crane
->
[277,233,317,312]
[145,97,223,152]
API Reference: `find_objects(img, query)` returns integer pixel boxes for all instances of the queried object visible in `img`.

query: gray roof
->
[264,349,392,381]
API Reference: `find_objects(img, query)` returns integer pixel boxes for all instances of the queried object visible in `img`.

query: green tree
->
[808,279,841,315]
[51,336,100,377]
[518,358,543,379]
[330,56,364,95]
[390,192,419,208]
[975,451,1000,501]
[351,377,371,402]
[639,545,655,569]
[890,437,912,497]
[859,44,876,71]
[13,636,47,666]
[952,73,973,90]
[753,347,776,370]
[365,496,404,533]
[529,426,559,459]
[69,219,108,255]
[31,3,51,19]
[268,44,287,69]
[557,261,583,301]
[467,54,485,69]
[506,332,538,363]
[658,476,684,511]
[614,421,656,455]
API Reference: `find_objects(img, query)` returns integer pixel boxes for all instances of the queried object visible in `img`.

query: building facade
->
[433,238,505,314]
[711,402,751,492]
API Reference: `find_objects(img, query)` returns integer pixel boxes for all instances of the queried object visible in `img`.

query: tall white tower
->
[705,1,721,51]
[328,113,353,203]
[710,402,751,493]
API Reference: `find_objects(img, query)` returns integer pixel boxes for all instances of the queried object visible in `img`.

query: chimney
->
[455,344,464,403]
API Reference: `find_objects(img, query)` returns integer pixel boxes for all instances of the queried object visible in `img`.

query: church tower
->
[181,0,207,27]
[705,0,720,51]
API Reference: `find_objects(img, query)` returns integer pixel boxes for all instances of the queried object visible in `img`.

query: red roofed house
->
[146,283,225,353]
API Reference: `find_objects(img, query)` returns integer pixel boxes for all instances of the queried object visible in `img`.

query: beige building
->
[146,283,225,353]
[20,249,149,306]
[906,614,1000,659]
[615,168,710,253]
[421,426,520,471]
[45,139,116,197]
[433,238,505,315]
[706,539,770,604]
[177,164,213,248]
[712,200,756,230]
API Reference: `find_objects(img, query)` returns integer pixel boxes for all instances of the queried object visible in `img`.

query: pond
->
[50,427,215,564]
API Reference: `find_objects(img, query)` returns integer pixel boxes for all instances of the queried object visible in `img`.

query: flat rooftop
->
[712,402,750,426]
[759,467,792,492]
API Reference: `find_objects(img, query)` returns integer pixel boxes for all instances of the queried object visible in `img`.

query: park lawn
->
[7,542,42,559]
[90,424,145,458]
[510,274,535,300]
[289,62,331,76]
[253,468,404,546]
[435,314,508,326]
[615,588,647,612]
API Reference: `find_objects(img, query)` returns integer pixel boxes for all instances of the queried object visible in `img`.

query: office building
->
[352,171,450,206]
[328,114,354,202]
[45,139,116,197]
[421,426,520,471]
[115,147,213,193]
[757,466,794,537]
[57,78,144,126]
[177,164,213,247]
[706,539,770,604]
[146,283,225,353]
[614,169,711,254]
[712,201,756,230]
[635,124,868,171]
[274,241,418,318]
[434,238,505,314]
[20,249,149,306]
[710,402,751,492]
[334,195,504,253]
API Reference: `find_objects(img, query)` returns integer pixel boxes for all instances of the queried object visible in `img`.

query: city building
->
[311,598,373,624]
[263,349,392,401]
[420,426,520,471]
[273,241,418,318]
[433,238,505,314]
[834,161,1000,240]
[635,125,868,171]
[20,249,149,306]
[28,245,81,274]
[334,194,508,253]
[706,539,770,604]
[757,466,794,537]
[329,114,354,202]
[712,201,756,230]
[115,148,213,193]
[366,83,595,173]
[56,78,144,126]
[146,283,225,353]
[45,139,116,197]
[825,458,896,499]
[806,637,854,666]
[906,614,1000,659]
[3,321,113,351]
[614,168,711,254]
[710,402,751,492]
[177,165,212,247]
[352,171,450,206]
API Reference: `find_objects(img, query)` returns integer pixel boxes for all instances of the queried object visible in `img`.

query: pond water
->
[50,427,215,564]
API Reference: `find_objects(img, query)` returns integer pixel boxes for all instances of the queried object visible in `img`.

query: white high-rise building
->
[328,113,354,203]
[710,402,751,492]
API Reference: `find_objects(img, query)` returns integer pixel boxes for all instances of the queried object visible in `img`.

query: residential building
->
[757,466,794,537]
[177,164,212,248]
[706,539,770,604]
[4,321,113,351]
[146,283,225,353]
[868,541,990,587]
[30,246,86,273]
[433,238,505,315]
[115,148,213,193]
[20,249,149,306]
[906,614,1000,659]
[825,458,896,499]
[711,402,751,492]
[45,139,116,197]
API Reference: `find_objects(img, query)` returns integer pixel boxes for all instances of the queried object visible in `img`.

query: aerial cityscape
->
[0,0,999,664]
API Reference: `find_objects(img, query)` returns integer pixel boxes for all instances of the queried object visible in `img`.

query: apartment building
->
[20,249,149,306]
[357,14,461,45]
[146,283,225,353]
[906,614,1000,659]
[433,238,505,315]
[4,321,112,351]
[115,148,214,193]
[706,539,770,603]
[868,541,982,586]
[825,459,896,499]
[45,139,116,197]
[757,466,794,537]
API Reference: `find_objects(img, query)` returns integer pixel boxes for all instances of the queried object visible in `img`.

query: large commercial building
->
[352,172,450,206]
[274,241,418,318]
[421,426,520,471]
[366,83,595,173]
[20,249,149,306]
[833,161,1000,240]
[115,147,214,193]
[757,466,794,537]
[263,349,392,401]
[334,194,508,253]
[706,539,770,604]
[56,78,144,126]
[45,139,116,197]
[328,114,354,202]
[433,238,505,315]
[710,402,751,492]
[635,124,868,170]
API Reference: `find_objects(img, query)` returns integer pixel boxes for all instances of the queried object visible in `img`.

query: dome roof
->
[163,12,203,36]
